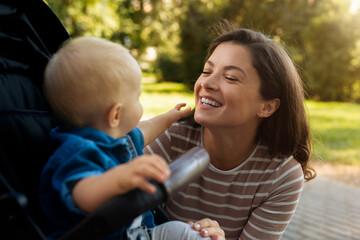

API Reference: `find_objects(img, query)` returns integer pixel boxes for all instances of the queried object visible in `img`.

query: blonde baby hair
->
[44,37,142,127]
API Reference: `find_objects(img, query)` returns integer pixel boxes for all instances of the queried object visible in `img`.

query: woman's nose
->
[201,76,219,91]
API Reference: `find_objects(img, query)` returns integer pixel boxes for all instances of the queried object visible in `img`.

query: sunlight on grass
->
[141,81,190,93]
[306,101,360,165]
[140,81,194,119]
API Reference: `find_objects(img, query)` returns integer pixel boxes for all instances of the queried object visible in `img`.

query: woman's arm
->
[138,103,191,146]
[239,161,304,240]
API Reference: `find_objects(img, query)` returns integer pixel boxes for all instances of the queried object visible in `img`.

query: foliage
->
[178,0,213,89]
[155,55,183,82]
[302,0,360,101]
[176,0,360,99]
[45,0,162,58]
[45,0,121,39]
[45,0,360,102]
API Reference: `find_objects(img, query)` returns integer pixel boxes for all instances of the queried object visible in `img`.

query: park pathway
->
[282,176,360,240]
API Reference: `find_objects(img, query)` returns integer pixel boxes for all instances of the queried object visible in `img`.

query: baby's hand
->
[72,155,170,212]
[137,103,191,147]
[167,103,192,122]
[111,154,170,194]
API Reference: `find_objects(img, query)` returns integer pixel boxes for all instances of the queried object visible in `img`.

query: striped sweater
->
[144,122,304,240]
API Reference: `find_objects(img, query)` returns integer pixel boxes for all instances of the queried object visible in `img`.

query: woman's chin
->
[194,113,209,127]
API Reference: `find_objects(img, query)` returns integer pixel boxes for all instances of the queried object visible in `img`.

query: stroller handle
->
[58,146,210,240]
[164,146,210,196]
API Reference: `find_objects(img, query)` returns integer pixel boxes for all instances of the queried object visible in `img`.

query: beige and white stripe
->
[144,123,304,240]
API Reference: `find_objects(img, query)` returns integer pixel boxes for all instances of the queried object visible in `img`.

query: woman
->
[145,23,315,240]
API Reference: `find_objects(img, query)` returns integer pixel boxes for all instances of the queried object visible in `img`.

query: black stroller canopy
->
[0,1,210,239]
[0,0,69,238]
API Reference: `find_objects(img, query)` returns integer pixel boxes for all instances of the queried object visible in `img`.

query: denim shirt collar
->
[53,126,132,149]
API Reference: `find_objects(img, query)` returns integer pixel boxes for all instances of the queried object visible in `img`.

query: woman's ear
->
[258,98,280,118]
[107,103,122,128]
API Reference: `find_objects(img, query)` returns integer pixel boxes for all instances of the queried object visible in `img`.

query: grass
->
[140,79,195,119]
[141,77,360,165]
[306,101,360,165]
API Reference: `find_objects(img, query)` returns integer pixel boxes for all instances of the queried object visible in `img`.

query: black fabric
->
[0,0,70,236]
[0,1,171,239]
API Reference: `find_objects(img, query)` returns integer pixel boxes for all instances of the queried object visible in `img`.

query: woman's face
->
[194,42,265,129]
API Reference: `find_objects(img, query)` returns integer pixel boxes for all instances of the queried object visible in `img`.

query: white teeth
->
[201,97,221,107]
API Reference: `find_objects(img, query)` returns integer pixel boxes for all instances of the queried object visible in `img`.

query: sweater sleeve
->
[144,128,173,163]
[144,123,202,164]
[240,157,304,240]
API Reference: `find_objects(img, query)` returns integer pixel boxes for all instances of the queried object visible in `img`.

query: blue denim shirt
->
[39,126,155,239]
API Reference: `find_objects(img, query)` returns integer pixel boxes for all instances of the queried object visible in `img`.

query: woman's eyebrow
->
[206,60,247,78]
[224,65,247,78]
[205,60,214,67]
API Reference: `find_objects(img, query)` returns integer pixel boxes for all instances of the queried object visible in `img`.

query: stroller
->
[0,0,209,239]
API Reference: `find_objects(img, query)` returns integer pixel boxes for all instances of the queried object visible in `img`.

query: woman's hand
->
[188,218,225,240]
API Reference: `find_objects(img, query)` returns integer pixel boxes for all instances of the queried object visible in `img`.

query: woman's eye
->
[202,71,211,75]
[225,76,238,81]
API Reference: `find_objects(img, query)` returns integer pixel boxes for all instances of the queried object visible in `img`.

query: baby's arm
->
[72,154,170,213]
[138,103,191,146]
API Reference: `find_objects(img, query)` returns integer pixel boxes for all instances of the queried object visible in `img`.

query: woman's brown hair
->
[191,21,316,181]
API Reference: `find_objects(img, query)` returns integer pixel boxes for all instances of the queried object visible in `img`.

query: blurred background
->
[44,1,360,238]
[45,0,360,166]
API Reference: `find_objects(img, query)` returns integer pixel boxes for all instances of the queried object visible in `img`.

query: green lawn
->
[141,80,360,165]
[140,80,195,119]
[306,101,360,165]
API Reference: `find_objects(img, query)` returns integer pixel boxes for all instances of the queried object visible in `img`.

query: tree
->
[175,0,360,101]
[178,0,213,88]
[301,0,360,101]
[46,0,360,101]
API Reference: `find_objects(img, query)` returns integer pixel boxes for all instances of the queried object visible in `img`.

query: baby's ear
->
[107,103,122,128]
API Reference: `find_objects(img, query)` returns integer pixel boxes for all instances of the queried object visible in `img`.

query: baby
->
[39,37,209,240]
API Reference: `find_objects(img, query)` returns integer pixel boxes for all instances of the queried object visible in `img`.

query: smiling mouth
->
[200,97,222,107]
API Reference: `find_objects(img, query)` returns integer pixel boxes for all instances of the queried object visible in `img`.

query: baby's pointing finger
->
[174,103,187,110]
